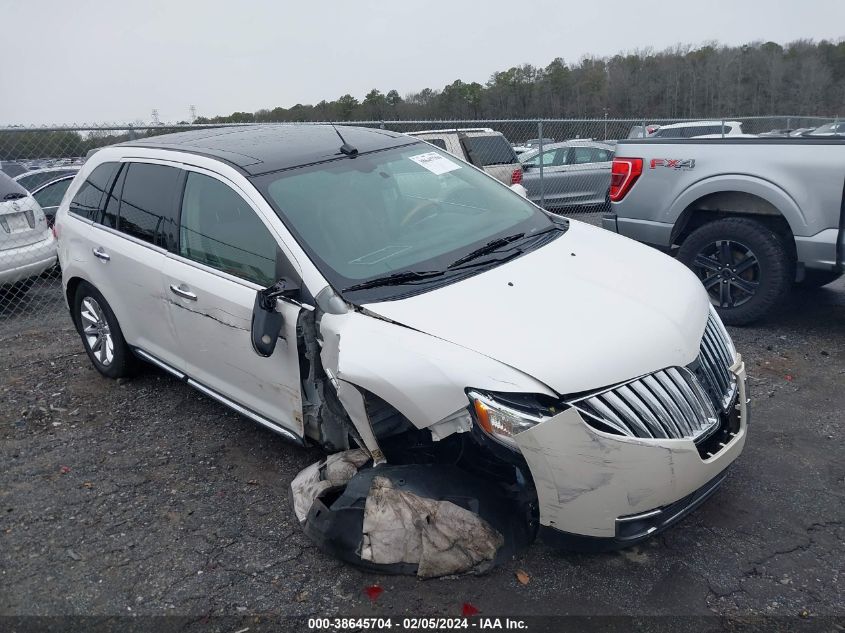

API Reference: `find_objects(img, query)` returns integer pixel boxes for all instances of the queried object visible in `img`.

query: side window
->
[68,162,120,220]
[116,163,182,248]
[570,147,595,164]
[101,164,125,229]
[179,172,279,286]
[33,178,72,209]
[425,138,448,151]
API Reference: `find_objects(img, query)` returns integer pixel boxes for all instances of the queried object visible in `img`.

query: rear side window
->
[68,162,119,220]
[425,138,448,150]
[116,162,182,249]
[462,135,518,166]
[179,172,279,286]
[33,178,72,208]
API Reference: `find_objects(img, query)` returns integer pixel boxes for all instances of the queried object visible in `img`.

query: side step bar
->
[133,348,305,447]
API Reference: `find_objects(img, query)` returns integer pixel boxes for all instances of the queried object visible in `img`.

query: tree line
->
[192,39,845,123]
[2,39,843,161]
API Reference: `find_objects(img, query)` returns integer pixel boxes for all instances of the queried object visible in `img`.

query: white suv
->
[56,125,748,576]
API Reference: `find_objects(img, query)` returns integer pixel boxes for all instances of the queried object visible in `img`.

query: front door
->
[161,169,304,438]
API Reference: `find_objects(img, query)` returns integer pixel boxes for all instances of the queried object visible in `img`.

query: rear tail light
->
[510,168,523,185]
[24,208,35,228]
[609,157,643,202]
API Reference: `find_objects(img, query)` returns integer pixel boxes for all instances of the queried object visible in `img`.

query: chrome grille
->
[696,309,737,411]
[569,310,738,442]
[570,367,719,440]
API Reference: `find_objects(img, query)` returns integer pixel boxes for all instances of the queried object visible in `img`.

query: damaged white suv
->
[56,125,748,577]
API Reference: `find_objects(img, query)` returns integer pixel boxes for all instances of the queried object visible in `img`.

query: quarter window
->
[68,162,120,221]
[116,163,182,248]
[179,172,279,286]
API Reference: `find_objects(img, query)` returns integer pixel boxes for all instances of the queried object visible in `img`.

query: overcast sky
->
[2,0,843,125]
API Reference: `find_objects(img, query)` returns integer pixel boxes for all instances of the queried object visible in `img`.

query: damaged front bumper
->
[291,451,535,578]
[515,359,748,550]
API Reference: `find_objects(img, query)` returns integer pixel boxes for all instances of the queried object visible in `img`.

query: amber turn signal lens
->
[473,399,492,434]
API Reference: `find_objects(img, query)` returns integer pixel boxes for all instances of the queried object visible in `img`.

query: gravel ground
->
[1,215,844,630]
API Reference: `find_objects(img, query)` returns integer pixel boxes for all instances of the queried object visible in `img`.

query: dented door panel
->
[163,256,305,437]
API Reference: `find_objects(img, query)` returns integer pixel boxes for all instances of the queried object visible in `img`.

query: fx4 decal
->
[650,158,696,170]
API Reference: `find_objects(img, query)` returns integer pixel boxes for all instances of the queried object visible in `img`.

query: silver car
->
[519,141,614,210]
[0,172,57,294]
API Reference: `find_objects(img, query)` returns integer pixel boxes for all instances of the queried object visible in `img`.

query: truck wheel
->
[677,217,794,325]
[798,270,843,288]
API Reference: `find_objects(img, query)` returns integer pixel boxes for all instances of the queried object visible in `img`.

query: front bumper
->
[514,359,748,545]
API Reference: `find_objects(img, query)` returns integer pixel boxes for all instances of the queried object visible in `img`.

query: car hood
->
[361,220,710,396]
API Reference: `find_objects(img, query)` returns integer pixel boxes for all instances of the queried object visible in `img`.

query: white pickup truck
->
[604,138,845,324]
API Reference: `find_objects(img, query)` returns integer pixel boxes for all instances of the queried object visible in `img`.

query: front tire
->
[677,217,794,325]
[72,282,135,378]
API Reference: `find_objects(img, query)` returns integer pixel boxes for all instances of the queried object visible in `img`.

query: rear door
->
[161,168,304,438]
[82,160,184,369]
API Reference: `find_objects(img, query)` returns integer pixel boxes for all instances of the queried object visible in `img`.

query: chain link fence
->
[0,115,837,321]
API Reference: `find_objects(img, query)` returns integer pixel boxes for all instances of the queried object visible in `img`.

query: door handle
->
[92,247,110,262]
[169,284,197,301]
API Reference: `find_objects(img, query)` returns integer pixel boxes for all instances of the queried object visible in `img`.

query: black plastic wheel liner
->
[301,463,537,575]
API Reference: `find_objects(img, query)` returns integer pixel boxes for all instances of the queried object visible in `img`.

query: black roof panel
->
[119,125,418,175]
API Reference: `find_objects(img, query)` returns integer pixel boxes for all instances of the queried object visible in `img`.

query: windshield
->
[254,144,557,301]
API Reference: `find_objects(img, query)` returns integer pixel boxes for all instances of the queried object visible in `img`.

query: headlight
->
[467,391,556,447]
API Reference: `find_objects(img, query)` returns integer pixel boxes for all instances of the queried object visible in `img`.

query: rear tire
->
[677,217,794,325]
[798,269,843,288]
[72,282,135,378]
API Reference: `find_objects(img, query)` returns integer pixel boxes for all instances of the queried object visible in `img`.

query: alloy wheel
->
[79,296,114,366]
[692,240,760,308]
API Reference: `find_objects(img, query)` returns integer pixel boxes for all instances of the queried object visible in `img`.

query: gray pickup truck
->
[603,138,845,324]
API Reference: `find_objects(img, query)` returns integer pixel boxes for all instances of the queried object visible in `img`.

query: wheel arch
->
[669,176,805,249]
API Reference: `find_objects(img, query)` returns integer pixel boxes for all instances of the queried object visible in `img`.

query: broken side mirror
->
[251,278,300,357]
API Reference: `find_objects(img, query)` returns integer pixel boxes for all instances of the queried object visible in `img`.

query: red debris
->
[364,585,383,602]
[59,466,71,474]
[785,374,794,381]
[461,603,480,617]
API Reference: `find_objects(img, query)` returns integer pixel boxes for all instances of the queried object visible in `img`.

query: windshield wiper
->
[448,233,525,268]
[342,270,444,292]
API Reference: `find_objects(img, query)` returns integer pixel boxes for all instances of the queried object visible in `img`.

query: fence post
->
[538,120,545,209]
[721,118,725,139]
